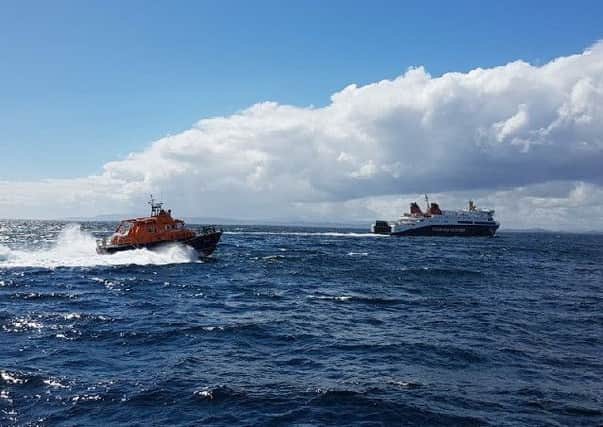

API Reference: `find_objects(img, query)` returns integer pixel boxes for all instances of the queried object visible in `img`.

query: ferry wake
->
[96,197,222,256]
[371,195,500,237]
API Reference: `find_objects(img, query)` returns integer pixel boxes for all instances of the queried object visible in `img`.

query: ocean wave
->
[307,294,402,305]
[329,341,487,366]
[401,266,484,276]
[184,322,273,337]
[0,370,69,391]
[43,378,69,389]
[526,399,603,417]
[387,380,422,389]
[10,291,77,301]
[1,370,28,385]
[2,315,45,333]
[251,290,285,299]
[193,385,244,402]
[261,254,287,261]
[308,388,485,425]
[307,294,353,302]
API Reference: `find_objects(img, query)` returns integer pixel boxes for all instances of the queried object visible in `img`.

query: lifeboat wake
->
[0,224,200,269]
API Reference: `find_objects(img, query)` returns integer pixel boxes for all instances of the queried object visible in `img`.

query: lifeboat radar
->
[148,195,164,217]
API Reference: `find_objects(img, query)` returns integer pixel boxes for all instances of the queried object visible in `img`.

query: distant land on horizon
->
[2,214,600,234]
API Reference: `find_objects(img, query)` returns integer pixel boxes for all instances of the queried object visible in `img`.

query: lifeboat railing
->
[196,225,221,234]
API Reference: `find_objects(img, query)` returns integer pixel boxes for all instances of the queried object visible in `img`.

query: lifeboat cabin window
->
[116,222,132,236]
[147,226,156,233]
[175,222,184,230]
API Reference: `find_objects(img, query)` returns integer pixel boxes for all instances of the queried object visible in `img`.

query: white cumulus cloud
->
[2,43,603,230]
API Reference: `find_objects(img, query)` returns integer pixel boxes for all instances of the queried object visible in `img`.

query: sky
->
[1,0,603,230]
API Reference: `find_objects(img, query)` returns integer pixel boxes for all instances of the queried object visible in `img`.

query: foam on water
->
[0,224,199,268]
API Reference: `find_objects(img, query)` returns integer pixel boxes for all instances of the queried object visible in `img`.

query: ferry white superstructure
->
[371,196,500,237]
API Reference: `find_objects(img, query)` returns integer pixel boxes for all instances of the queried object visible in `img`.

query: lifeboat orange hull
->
[97,230,222,257]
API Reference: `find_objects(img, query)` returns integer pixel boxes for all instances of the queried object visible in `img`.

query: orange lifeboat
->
[96,197,222,257]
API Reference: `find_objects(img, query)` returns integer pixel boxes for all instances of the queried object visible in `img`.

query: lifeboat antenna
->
[148,194,163,217]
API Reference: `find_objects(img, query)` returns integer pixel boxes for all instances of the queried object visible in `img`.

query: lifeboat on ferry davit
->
[96,197,222,257]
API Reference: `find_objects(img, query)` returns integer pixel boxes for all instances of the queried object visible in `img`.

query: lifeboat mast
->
[148,195,164,217]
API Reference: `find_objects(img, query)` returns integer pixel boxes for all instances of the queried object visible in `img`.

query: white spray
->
[0,224,199,268]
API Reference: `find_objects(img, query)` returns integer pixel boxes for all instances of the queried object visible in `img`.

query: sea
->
[0,220,601,426]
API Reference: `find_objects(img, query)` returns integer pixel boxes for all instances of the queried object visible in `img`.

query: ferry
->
[96,197,222,256]
[371,196,500,237]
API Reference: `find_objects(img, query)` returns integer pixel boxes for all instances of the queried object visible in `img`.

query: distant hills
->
[7,215,603,234]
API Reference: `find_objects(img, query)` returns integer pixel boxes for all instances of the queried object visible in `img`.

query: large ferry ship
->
[371,196,500,237]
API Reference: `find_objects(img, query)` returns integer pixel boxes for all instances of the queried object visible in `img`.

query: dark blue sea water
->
[1,221,602,426]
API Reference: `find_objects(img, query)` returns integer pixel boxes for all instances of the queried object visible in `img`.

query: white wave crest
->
[0,224,199,268]
[307,295,352,301]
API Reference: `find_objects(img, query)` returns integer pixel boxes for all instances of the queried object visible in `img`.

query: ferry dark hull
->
[390,224,498,237]
[96,231,223,257]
